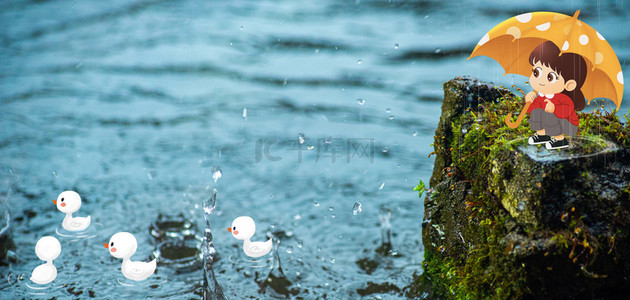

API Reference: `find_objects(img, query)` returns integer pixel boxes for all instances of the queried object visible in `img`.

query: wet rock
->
[356,257,379,275]
[0,205,15,265]
[407,76,630,299]
[356,281,401,297]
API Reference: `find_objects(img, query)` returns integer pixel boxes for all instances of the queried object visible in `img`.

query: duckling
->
[228,216,272,258]
[105,232,156,281]
[53,191,91,231]
[30,236,61,285]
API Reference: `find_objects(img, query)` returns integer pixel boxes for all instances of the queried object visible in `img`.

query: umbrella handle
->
[504,102,531,129]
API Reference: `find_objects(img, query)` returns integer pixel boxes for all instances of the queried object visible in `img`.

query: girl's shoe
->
[545,137,569,149]
[528,133,551,145]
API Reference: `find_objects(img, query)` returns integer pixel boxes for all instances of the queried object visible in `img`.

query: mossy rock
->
[406,76,630,299]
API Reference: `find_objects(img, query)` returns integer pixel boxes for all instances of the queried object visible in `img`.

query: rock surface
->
[406,76,630,299]
[0,205,15,266]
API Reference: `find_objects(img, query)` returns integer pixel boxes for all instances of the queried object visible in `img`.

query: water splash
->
[257,239,298,296]
[202,188,225,299]
[376,208,393,256]
[211,166,222,184]
[352,201,362,215]
[298,133,305,145]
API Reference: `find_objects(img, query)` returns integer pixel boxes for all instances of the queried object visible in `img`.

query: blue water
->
[1,0,629,298]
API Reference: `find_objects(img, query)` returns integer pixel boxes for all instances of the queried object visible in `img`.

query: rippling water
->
[1,0,628,298]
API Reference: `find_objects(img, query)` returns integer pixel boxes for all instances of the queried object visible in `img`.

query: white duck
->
[53,191,91,231]
[105,232,156,281]
[30,236,61,285]
[228,216,272,258]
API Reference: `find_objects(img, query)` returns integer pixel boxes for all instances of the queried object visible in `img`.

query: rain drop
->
[330,258,336,264]
[382,147,389,154]
[313,200,320,207]
[357,59,362,65]
[297,241,303,248]
[352,201,363,215]
[286,245,293,254]
[240,26,243,30]
[379,182,386,190]
[434,48,442,54]
[394,43,399,50]
[293,214,302,220]
[357,98,365,105]
[52,170,58,177]
[307,145,315,150]
[242,108,248,119]
[298,133,305,144]
[385,108,391,114]
[517,201,525,211]
[389,115,395,120]
[412,130,418,136]
[328,206,334,212]
[212,166,222,183]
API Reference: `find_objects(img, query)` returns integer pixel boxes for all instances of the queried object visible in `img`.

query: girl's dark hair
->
[529,41,587,111]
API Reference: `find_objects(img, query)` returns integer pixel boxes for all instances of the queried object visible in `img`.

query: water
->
[1,0,629,298]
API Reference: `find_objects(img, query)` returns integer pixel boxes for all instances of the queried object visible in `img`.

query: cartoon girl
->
[525,41,587,149]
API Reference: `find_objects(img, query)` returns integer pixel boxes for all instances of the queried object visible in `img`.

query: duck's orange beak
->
[227,227,232,232]
[52,199,57,205]
[104,243,109,249]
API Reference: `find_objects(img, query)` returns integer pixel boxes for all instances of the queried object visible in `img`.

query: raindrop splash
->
[211,166,222,183]
[202,188,225,299]
[298,133,305,144]
[258,239,298,296]
[376,207,393,256]
[352,202,363,215]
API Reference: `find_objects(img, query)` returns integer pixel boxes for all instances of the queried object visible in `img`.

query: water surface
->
[1,0,628,298]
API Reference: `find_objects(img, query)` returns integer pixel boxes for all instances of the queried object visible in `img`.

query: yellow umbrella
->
[469,10,623,113]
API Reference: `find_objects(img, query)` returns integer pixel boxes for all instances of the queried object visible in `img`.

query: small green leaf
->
[413,180,426,198]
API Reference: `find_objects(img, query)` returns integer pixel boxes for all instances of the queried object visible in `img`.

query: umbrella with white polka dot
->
[469,10,623,111]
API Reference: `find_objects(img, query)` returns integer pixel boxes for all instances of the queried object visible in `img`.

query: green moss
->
[413,79,630,299]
